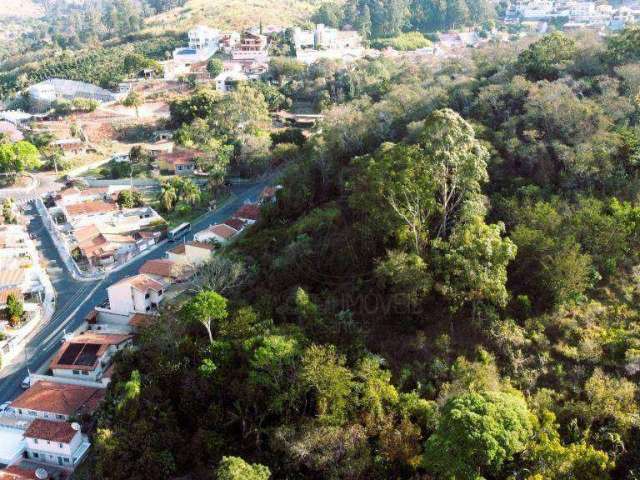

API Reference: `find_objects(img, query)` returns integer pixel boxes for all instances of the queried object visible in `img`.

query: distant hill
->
[144,0,334,32]
[0,0,43,18]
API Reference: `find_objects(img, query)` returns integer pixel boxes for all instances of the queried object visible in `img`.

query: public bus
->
[167,222,191,242]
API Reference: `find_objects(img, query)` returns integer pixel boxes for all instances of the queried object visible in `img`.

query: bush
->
[175,202,192,217]
[373,32,431,51]
[271,143,299,165]
[271,128,306,146]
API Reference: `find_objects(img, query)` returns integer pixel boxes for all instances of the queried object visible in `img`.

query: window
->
[33,452,39,458]
[82,371,89,376]
[34,439,38,444]
[56,414,64,420]
[145,293,150,299]
[73,370,80,375]
[64,458,70,463]
[59,443,63,448]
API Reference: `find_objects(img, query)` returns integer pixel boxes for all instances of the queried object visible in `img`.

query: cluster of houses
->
[0,219,55,368]
[162,23,365,90]
[46,186,166,272]
[0,189,273,479]
[505,0,640,32]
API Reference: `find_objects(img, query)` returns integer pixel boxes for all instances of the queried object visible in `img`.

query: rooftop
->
[65,200,118,217]
[128,313,157,328]
[203,223,238,240]
[24,419,77,444]
[50,332,131,371]
[0,269,25,289]
[112,274,164,292]
[0,288,23,305]
[234,203,260,221]
[139,259,188,279]
[224,218,246,231]
[11,380,105,417]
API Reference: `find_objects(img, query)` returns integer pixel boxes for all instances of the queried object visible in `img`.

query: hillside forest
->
[81,26,640,480]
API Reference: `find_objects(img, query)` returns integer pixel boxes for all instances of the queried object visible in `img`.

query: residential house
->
[233,203,260,224]
[52,139,86,157]
[23,419,90,468]
[232,32,269,62]
[49,332,132,383]
[219,32,241,53]
[156,149,202,175]
[10,380,105,422]
[167,241,216,266]
[139,259,191,284]
[194,223,238,244]
[172,25,221,64]
[214,70,248,92]
[55,187,109,206]
[105,274,164,316]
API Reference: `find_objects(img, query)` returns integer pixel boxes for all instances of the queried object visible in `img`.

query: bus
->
[168,222,191,242]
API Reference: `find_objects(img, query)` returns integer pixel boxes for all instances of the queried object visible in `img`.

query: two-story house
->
[105,274,164,316]
[167,241,216,266]
[23,419,90,468]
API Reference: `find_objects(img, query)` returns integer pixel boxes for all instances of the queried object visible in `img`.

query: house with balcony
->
[49,332,132,383]
[23,419,90,469]
[104,274,164,316]
[232,31,269,62]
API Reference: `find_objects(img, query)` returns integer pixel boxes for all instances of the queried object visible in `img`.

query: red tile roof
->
[65,200,117,217]
[139,259,185,279]
[157,149,203,166]
[234,203,260,221]
[0,466,40,480]
[11,380,105,417]
[0,288,23,305]
[169,244,186,255]
[224,218,245,231]
[204,223,238,240]
[113,274,164,292]
[24,419,78,443]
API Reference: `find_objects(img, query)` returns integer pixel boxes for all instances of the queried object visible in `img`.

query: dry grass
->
[143,0,334,33]
[0,0,43,18]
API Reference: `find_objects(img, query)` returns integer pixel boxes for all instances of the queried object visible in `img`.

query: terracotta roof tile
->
[11,380,105,417]
[50,332,132,371]
[234,203,260,221]
[113,274,164,292]
[203,223,238,240]
[0,269,25,289]
[0,466,39,480]
[224,218,246,231]
[128,313,157,328]
[24,419,78,443]
[65,200,117,217]
[139,259,185,279]
[187,241,216,251]
[0,288,23,305]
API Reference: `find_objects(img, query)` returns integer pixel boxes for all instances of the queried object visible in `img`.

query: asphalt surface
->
[0,177,274,403]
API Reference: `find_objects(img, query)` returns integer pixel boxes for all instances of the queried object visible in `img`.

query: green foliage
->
[182,290,228,343]
[373,31,431,51]
[216,456,271,480]
[116,189,144,208]
[423,391,534,479]
[0,141,41,174]
[6,293,24,327]
[517,32,577,81]
[2,198,16,224]
[207,58,224,77]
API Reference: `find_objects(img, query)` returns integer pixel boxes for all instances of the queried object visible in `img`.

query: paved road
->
[0,177,273,403]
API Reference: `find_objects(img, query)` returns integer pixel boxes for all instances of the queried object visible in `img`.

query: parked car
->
[21,376,31,389]
[0,401,10,413]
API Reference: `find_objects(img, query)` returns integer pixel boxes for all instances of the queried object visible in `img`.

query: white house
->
[193,223,239,244]
[23,419,90,468]
[172,25,221,64]
[167,241,216,266]
[105,274,164,316]
[49,332,132,382]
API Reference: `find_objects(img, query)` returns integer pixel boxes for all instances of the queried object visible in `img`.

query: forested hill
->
[92,28,640,479]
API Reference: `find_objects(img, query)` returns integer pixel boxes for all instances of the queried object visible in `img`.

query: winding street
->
[0,177,274,403]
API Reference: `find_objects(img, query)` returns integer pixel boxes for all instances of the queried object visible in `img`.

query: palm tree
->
[158,182,177,212]
[181,178,201,206]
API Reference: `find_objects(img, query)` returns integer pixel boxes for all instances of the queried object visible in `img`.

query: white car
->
[20,376,31,389]
[0,401,10,413]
